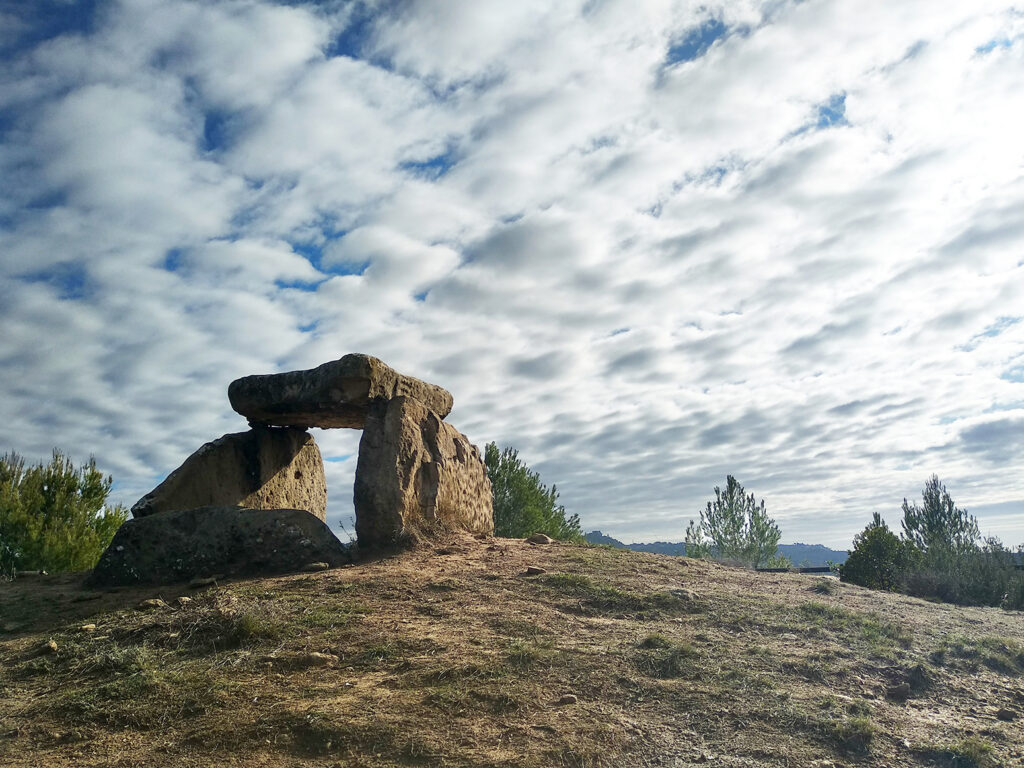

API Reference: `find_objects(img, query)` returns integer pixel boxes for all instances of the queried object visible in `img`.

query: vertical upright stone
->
[131,427,327,521]
[354,396,493,547]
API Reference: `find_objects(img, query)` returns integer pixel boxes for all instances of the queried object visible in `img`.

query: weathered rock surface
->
[228,353,454,429]
[131,427,326,520]
[354,396,493,548]
[88,506,350,586]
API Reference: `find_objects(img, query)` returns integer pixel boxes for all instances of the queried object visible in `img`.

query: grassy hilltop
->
[1,538,1022,767]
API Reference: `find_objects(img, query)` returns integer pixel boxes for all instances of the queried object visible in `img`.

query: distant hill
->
[584,531,847,566]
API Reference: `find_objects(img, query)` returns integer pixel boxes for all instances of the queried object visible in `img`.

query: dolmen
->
[90,354,494,586]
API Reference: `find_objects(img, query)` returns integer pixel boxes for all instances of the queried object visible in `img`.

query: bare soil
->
[1,536,1022,767]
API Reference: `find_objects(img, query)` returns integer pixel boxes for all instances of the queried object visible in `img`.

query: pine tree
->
[685,475,785,568]
[901,475,978,556]
[1,450,128,575]
[483,443,581,541]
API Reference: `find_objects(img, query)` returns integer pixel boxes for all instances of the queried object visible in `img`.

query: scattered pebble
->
[303,561,329,572]
[137,598,168,610]
[670,588,699,601]
[79,624,96,633]
[188,575,222,588]
[555,694,578,706]
[176,596,192,607]
[523,566,547,576]
[526,533,554,545]
[298,652,339,668]
[996,707,1017,721]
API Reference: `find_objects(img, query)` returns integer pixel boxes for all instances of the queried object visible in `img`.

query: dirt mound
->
[1,537,1021,767]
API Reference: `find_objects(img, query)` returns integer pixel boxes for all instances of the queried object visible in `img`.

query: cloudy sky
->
[2,0,1022,549]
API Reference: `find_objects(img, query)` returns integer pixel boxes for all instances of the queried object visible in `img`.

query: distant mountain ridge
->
[583,531,848,566]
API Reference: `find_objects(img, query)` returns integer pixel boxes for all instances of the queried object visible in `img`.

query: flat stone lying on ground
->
[88,506,351,586]
[227,353,454,429]
[131,427,327,521]
[354,396,494,548]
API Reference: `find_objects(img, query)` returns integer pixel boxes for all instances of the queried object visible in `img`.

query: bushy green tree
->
[903,537,1024,608]
[0,450,128,575]
[843,477,1024,609]
[685,475,786,568]
[901,474,979,556]
[839,513,919,590]
[483,443,582,541]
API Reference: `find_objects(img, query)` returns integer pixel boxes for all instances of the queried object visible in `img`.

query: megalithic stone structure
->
[227,353,493,548]
[131,427,327,520]
[228,353,454,429]
[91,353,492,585]
[354,396,494,547]
[89,506,351,586]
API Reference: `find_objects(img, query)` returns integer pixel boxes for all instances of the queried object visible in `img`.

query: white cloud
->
[2,0,1023,549]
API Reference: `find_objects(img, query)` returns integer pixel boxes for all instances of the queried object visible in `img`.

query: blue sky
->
[1,0,1023,548]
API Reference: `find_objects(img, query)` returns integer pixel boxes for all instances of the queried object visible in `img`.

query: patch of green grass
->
[270,710,442,761]
[824,715,875,753]
[716,665,775,692]
[489,616,553,639]
[783,657,833,683]
[425,579,459,592]
[847,699,872,716]
[639,633,672,649]
[795,601,912,655]
[507,637,556,666]
[36,648,230,729]
[914,735,998,767]
[540,573,687,618]
[935,634,1024,676]
[809,579,839,595]
[633,640,696,679]
[359,640,409,665]
[415,661,507,686]
[295,601,371,630]
[424,685,525,716]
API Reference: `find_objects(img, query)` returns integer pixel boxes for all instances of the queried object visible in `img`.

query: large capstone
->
[88,506,350,586]
[227,353,454,429]
[354,396,494,548]
[131,427,327,520]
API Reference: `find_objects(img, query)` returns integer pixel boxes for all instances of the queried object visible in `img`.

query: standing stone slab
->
[89,506,349,586]
[354,396,493,548]
[228,353,454,429]
[132,427,327,521]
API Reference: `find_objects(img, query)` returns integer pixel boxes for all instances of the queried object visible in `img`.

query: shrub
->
[903,538,1024,608]
[484,442,582,541]
[0,450,128,574]
[839,513,918,591]
[842,476,1024,610]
